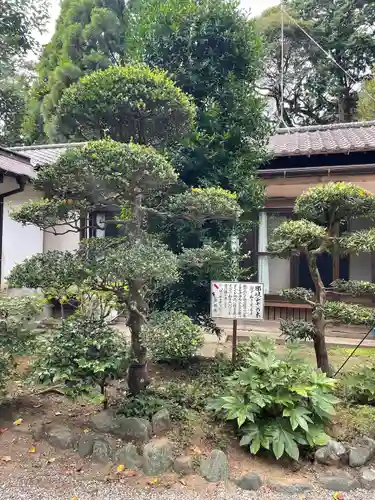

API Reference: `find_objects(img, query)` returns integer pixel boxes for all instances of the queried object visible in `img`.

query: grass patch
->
[329,347,375,359]
[331,404,375,441]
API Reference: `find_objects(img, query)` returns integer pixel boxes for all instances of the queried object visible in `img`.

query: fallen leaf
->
[1,456,11,462]
[190,445,202,455]
[72,497,79,500]
[54,411,62,416]
[83,428,90,434]
[124,469,137,477]
[179,479,186,486]
[148,477,160,486]
[116,464,125,473]
[13,418,23,426]
[333,493,344,500]
[33,404,42,408]
[28,446,36,454]
[47,458,56,464]
[0,428,8,434]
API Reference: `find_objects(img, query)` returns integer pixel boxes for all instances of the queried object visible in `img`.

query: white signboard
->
[210,281,264,320]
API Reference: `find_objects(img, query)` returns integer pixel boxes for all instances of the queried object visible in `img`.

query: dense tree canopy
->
[357,74,375,121]
[0,0,49,145]
[129,0,269,197]
[22,0,133,143]
[258,0,375,125]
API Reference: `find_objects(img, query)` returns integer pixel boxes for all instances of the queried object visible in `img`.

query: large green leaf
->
[283,406,313,431]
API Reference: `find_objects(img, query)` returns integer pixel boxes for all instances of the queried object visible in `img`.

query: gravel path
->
[0,475,372,500]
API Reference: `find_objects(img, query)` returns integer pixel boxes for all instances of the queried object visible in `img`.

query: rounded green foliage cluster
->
[295,182,375,225]
[0,295,42,398]
[280,319,315,342]
[143,310,205,362]
[268,219,326,257]
[168,187,243,224]
[33,315,128,402]
[34,139,178,206]
[338,365,375,405]
[323,301,375,326]
[208,340,338,461]
[331,279,375,297]
[53,65,196,145]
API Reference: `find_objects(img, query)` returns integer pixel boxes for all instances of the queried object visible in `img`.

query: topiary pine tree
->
[8,65,243,394]
[268,182,375,375]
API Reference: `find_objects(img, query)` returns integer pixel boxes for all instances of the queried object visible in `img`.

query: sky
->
[42,0,279,44]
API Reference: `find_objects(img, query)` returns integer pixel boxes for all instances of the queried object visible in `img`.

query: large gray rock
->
[270,483,312,494]
[315,440,347,466]
[236,472,262,491]
[78,433,95,458]
[115,416,151,442]
[349,446,374,468]
[142,438,173,476]
[152,409,171,435]
[173,456,193,475]
[200,449,229,483]
[115,443,142,469]
[91,438,113,463]
[319,474,360,491]
[360,467,375,490]
[90,410,119,434]
[46,426,76,449]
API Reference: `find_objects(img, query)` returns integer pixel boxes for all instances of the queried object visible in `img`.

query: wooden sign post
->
[210,281,264,364]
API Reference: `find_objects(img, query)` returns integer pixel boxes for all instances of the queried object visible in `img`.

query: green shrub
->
[280,319,315,342]
[32,315,128,406]
[119,389,186,421]
[236,336,276,366]
[0,295,42,398]
[338,365,375,405]
[143,310,204,363]
[207,342,338,461]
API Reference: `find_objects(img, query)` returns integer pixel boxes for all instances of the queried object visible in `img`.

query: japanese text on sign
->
[210,281,264,320]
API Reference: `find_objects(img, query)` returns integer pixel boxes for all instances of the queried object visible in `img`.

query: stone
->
[360,467,375,490]
[90,410,119,434]
[200,449,229,483]
[152,409,171,435]
[91,438,113,463]
[236,472,262,491]
[270,483,312,494]
[173,456,193,475]
[115,443,142,469]
[78,433,95,458]
[31,422,45,441]
[315,440,347,466]
[115,416,151,442]
[142,438,173,476]
[319,474,360,491]
[46,425,76,449]
[349,446,374,468]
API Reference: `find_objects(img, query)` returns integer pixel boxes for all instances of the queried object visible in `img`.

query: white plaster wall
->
[350,218,373,281]
[43,227,80,252]
[2,184,44,287]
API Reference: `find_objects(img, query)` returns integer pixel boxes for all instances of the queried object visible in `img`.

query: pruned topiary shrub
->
[208,342,338,461]
[143,311,205,363]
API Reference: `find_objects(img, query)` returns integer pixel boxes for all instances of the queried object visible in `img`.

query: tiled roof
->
[8,121,375,165]
[10,142,84,166]
[0,148,36,178]
[269,121,375,157]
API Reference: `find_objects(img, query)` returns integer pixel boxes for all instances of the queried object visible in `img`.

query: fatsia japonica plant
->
[268,182,375,374]
[8,65,243,395]
[207,340,338,461]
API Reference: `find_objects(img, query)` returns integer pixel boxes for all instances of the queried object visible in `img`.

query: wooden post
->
[232,319,238,364]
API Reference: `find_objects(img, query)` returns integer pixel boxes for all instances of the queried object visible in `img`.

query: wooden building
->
[253,120,375,323]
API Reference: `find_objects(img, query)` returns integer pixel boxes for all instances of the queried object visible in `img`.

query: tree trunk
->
[312,317,331,375]
[126,280,150,395]
[307,252,331,375]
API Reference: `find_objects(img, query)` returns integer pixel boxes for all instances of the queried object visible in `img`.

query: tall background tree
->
[22,0,134,143]
[0,0,49,145]
[357,73,375,121]
[257,0,375,125]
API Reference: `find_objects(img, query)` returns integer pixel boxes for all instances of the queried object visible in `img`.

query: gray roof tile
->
[8,121,375,166]
[269,121,375,157]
